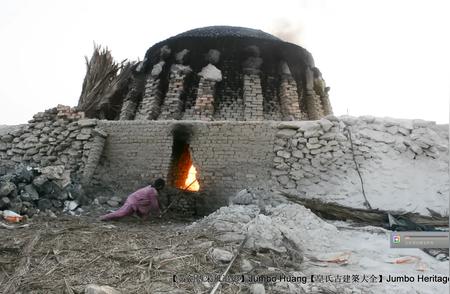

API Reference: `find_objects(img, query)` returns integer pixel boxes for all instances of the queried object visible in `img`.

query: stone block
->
[276,150,291,159]
[78,119,97,127]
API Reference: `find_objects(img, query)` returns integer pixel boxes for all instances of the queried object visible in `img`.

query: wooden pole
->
[210,236,249,294]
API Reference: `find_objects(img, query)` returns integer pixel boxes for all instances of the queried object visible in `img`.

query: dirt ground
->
[0,210,247,294]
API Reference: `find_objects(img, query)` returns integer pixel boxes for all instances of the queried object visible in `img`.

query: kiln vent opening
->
[168,125,199,192]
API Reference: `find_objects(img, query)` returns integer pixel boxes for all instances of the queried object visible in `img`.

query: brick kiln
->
[96,26,333,213]
[1,26,336,215]
[117,26,332,122]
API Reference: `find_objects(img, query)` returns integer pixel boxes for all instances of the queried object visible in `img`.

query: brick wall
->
[0,106,105,183]
[272,116,449,215]
[92,120,277,212]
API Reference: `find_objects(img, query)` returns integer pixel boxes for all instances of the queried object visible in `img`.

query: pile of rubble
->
[0,164,85,217]
[188,189,449,294]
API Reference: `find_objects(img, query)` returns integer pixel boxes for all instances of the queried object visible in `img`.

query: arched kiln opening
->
[168,124,200,192]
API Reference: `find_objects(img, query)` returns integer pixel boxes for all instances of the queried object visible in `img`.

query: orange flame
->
[184,164,199,191]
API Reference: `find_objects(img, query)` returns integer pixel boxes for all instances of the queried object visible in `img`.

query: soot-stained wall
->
[92,120,278,212]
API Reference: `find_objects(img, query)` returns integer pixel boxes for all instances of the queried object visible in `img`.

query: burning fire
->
[184,164,199,191]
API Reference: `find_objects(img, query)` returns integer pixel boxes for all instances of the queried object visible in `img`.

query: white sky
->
[0,0,449,124]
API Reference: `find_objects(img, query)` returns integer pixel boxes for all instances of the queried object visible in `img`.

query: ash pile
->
[0,164,85,217]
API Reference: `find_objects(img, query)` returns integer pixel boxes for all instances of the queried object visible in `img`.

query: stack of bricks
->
[136,73,164,120]
[159,70,189,120]
[0,106,106,183]
[304,67,324,120]
[119,74,145,120]
[81,127,107,185]
[56,104,85,120]
[262,75,282,120]
[180,76,200,120]
[279,75,302,120]
[213,58,244,121]
[320,92,333,116]
[193,79,216,120]
[296,83,309,120]
[243,74,264,121]
[305,91,325,120]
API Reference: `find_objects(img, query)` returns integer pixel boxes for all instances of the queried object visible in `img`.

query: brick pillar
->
[304,67,323,120]
[193,79,216,120]
[119,73,145,120]
[193,63,222,120]
[159,64,192,120]
[242,46,264,121]
[296,81,309,120]
[320,92,333,115]
[135,61,166,120]
[81,128,107,185]
[243,74,264,120]
[313,68,333,116]
[279,62,302,120]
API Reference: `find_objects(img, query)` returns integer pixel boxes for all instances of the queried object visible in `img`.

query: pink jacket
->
[100,186,160,221]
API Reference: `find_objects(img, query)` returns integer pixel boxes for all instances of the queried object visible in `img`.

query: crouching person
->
[100,178,165,221]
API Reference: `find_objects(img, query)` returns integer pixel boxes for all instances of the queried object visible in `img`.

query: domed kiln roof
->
[170,26,282,41]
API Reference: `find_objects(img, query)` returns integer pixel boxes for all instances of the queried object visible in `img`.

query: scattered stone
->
[276,129,297,139]
[52,199,63,208]
[386,126,399,135]
[76,134,91,140]
[409,143,423,155]
[78,119,97,127]
[194,241,214,249]
[250,283,266,294]
[13,165,33,183]
[277,175,290,185]
[110,196,122,203]
[24,184,39,200]
[93,128,107,138]
[37,198,53,211]
[0,181,16,196]
[292,150,304,159]
[358,129,395,144]
[32,175,48,187]
[85,284,121,294]
[318,118,333,131]
[240,258,253,272]
[277,122,302,130]
[231,189,255,205]
[210,248,233,263]
[107,200,119,207]
[47,210,57,218]
[64,200,79,211]
[0,196,11,208]
[198,64,222,81]
[277,150,291,159]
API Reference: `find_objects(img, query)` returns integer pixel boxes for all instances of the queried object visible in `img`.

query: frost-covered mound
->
[191,195,449,294]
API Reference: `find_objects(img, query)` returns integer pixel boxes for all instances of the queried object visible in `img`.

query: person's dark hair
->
[153,178,165,190]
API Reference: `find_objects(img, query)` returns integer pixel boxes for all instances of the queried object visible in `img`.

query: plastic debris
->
[386,256,420,264]
[3,210,24,223]
[313,252,351,264]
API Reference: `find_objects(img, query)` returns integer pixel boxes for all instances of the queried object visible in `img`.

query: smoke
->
[268,19,304,45]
